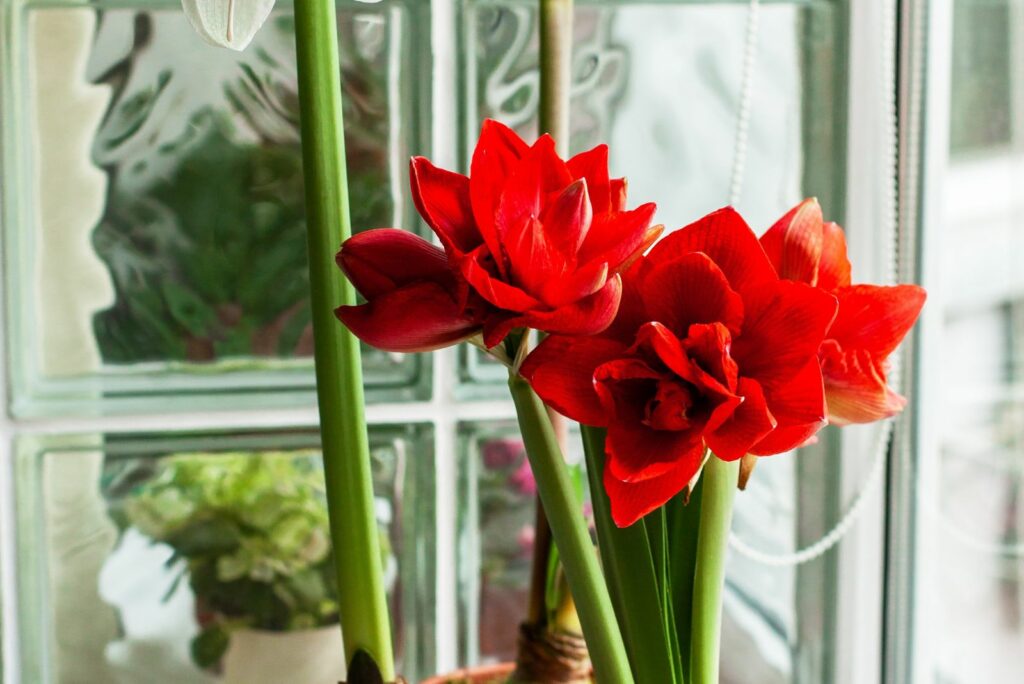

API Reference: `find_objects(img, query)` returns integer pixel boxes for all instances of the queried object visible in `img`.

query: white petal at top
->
[181,0,276,51]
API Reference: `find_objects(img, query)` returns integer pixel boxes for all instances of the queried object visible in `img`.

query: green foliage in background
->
[91,111,391,365]
[115,450,391,668]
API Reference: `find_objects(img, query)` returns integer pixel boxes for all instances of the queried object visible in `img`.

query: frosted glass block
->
[1,0,432,415]
[456,420,592,667]
[457,0,848,391]
[14,424,436,683]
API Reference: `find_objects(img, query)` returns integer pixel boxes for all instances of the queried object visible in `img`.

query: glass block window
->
[14,426,435,683]
[0,1,913,683]
[456,421,593,667]
[1,0,432,416]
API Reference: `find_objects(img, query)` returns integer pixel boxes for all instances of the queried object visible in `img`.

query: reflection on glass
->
[457,421,593,666]
[4,1,430,413]
[457,426,538,664]
[15,426,435,684]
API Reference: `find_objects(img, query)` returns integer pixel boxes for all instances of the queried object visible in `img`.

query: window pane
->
[950,0,1014,154]
[916,1,1024,678]
[14,425,436,683]
[456,420,591,667]
[1,0,432,416]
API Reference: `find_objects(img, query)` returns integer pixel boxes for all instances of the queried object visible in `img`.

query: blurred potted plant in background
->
[111,451,393,683]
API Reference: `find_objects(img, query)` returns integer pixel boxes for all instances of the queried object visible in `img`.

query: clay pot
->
[419,663,516,684]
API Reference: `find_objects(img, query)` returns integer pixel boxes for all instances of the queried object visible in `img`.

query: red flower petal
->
[749,421,822,456]
[540,260,608,308]
[641,252,745,338]
[494,135,573,242]
[538,178,593,258]
[759,198,824,285]
[578,203,658,270]
[632,322,736,399]
[337,229,452,298]
[483,276,622,347]
[603,257,654,343]
[335,281,480,352]
[821,343,907,425]
[604,417,705,483]
[681,323,741,394]
[732,280,837,388]
[749,360,826,455]
[506,215,566,296]
[566,144,612,213]
[409,157,479,256]
[520,335,629,426]
[461,249,541,313]
[759,358,828,427]
[705,377,776,461]
[827,284,927,358]
[469,120,530,275]
[603,446,705,527]
[609,178,628,212]
[817,221,852,291]
[647,206,777,299]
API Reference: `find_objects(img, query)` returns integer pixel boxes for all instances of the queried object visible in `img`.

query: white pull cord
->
[729,420,893,566]
[726,0,902,566]
[728,0,760,207]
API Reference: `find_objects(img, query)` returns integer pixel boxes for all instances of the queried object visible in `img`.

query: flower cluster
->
[336,120,661,351]
[338,121,925,527]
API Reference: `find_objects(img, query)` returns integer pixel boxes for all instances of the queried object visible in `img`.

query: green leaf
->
[191,626,230,669]
[646,508,684,683]
[580,426,680,684]
[666,479,704,677]
[161,281,215,337]
[166,518,241,556]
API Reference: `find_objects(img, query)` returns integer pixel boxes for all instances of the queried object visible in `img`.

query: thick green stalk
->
[689,457,738,684]
[523,0,574,643]
[540,0,573,151]
[292,1,395,679]
[509,377,633,684]
[582,426,681,684]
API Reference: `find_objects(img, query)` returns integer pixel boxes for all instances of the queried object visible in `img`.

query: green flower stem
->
[525,0,574,640]
[509,376,633,684]
[689,457,738,684]
[292,1,395,679]
[582,426,682,684]
[540,0,574,151]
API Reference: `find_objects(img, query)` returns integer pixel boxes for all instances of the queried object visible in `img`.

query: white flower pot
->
[221,625,346,684]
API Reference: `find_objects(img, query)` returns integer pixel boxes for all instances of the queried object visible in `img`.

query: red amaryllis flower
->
[335,119,662,352]
[521,208,838,526]
[335,229,482,352]
[760,199,926,425]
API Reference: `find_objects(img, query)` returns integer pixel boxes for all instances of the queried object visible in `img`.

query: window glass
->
[2,0,431,416]
[916,1,1024,680]
[14,426,436,684]
[949,0,1014,155]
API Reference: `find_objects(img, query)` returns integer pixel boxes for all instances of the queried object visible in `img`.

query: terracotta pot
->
[420,663,516,684]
